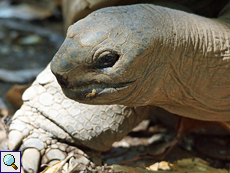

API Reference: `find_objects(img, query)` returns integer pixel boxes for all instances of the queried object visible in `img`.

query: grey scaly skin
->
[8,64,150,172]
[7,3,230,173]
[51,4,230,121]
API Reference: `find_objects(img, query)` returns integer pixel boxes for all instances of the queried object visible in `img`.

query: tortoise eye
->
[96,53,119,68]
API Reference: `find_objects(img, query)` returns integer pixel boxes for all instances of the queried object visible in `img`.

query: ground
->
[0,17,64,150]
[0,8,230,173]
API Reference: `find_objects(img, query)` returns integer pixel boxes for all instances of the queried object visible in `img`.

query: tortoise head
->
[51,5,163,106]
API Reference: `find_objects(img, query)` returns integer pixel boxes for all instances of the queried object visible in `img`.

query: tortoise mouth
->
[61,81,133,101]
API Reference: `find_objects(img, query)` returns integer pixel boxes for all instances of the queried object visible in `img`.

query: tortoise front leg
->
[7,64,150,172]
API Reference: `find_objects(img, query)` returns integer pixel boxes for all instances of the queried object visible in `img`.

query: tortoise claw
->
[8,130,23,150]
[22,148,41,173]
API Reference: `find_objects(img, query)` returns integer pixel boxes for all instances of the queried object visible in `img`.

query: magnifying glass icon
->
[3,154,18,170]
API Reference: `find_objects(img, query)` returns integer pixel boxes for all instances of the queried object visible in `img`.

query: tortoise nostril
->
[55,73,68,87]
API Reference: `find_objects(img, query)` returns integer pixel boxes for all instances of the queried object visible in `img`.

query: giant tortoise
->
[7,0,230,172]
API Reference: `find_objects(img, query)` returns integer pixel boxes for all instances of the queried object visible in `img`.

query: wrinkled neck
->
[122,5,230,115]
[148,7,230,119]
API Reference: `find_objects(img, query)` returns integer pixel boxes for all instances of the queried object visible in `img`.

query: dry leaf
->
[148,161,172,171]
[6,84,31,110]
[113,164,155,173]
[113,158,227,173]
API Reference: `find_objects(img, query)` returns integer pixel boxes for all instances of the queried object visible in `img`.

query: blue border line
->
[0,151,21,173]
